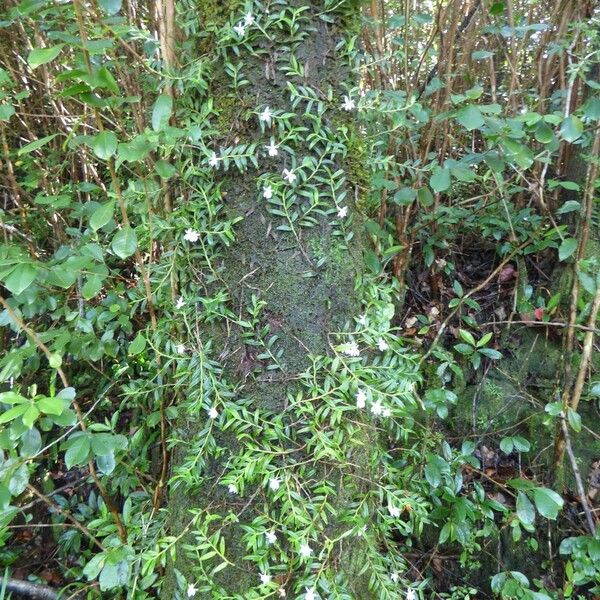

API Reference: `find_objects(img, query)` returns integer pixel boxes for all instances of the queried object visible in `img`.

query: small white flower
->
[299,543,312,558]
[391,572,399,583]
[341,95,356,111]
[342,341,360,357]
[175,343,186,355]
[266,140,279,156]
[228,483,238,494]
[184,228,200,243]
[208,151,219,167]
[277,589,286,598]
[282,168,297,184]
[269,477,281,491]
[233,22,246,36]
[244,11,254,26]
[406,589,417,600]
[263,185,273,199]
[259,573,272,585]
[382,407,392,418]
[259,106,273,125]
[358,314,367,326]
[305,588,316,600]
[266,530,277,544]
[377,338,389,352]
[371,399,383,416]
[388,504,401,518]
[175,296,185,309]
[356,389,367,409]
[337,206,348,218]
[208,406,219,419]
[187,583,198,597]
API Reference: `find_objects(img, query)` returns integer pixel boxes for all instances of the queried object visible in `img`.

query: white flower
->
[299,543,312,558]
[278,589,286,598]
[269,477,281,491]
[377,338,389,351]
[208,406,219,419]
[388,504,401,518]
[175,343,186,355]
[382,407,392,418]
[406,589,417,600]
[266,140,279,157]
[337,206,348,218]
[266,530,277,544]
[259,106,273,125]
[208,151,219,167]
[259,573,272,585]
[263,185,273,199]
[342,341,360,357]
[356,389,367,409]
[305,588,316,600]
[341,95,356,111]
[228,483,238,494]
[282,168,296,184]
[358,314,367,326]
[371,399,383,416]
[244,11,254,26]
[233,22,246,36]
[391,572,399,583]
[175,296,185,309]
[187,583,198,597]
[184,228,200,243]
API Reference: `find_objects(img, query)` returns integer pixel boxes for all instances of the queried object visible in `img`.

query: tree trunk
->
[163,2,380,598]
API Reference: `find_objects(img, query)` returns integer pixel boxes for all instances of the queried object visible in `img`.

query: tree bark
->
[163,2,379,598]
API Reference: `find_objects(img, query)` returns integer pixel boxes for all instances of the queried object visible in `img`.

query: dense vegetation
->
[0,0,599,598]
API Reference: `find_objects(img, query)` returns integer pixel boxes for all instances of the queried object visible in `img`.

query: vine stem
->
[0,295,127,543]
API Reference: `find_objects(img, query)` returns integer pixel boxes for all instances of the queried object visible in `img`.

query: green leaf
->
[532,487,563,520]
[590,382,600,398]
[82,275,104,299]
[0,403,28,424]
[478,348,503,360]
[0,392,27,405]
[22,404,39,428]
[99,0,122,15]
[152,94,173,131]
[111,227,137,259]
[567,408,581,432]
[28,45,64,69]
[18,134,58,156]
[534,120,554,144]
[500,437,514,454]
[8,463,29,496]
[430,167,451,193]
[154,160,177,179]
[37,396,65,416]
[364,249,381,274]
[48,354,62,369]
[92,131,118,160]
[128,333,146,355]
[557,200,580,215]
[90,201,115,231]
[417,186,434,207]
[99,560,129,591]
[516,491,535,526]
[471,50,494,60]
[4,263,38,295]
[0,104,15,121]
[65,435,91,469]
[456,105,484,131]
[458,329,476,346]
[559,115,583,143]
[96,67,120,94]
[558,238,577,261]
[118,136,153,163]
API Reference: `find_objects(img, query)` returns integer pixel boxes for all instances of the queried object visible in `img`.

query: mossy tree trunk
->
[163,2,381,598]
